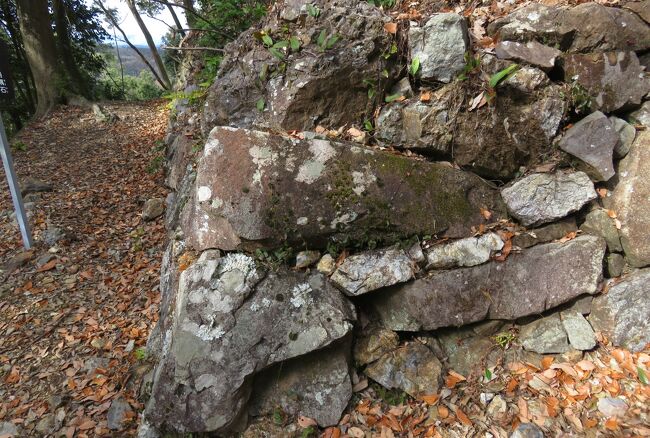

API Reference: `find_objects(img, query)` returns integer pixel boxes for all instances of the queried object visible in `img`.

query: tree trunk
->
[15,0,62,118]
[53,0,91,98]
[125,0,171,89]
[182,0,196,27]
[164,1,185,37]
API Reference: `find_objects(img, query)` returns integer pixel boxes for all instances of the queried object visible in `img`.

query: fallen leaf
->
[384,22,398,34]
[420,394,439,405]
[36,259,58,272]
[297,415,317,428]
[456,408,472,426]
[480,207,492,220]
[348,426,365,438]
[420,91,431,102]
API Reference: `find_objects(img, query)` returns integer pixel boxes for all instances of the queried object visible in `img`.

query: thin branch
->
[163,46,225,52]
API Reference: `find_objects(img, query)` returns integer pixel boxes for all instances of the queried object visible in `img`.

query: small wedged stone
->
[608,131,650,268]
[495,40,561,70]
[609,116,635,159]
[519,315,569,354]
[590,268,650,352]
[562,52,650,114]
[408,14,469,83]
[501,171,597,227]
[365,342,443,397]
[628,101,650,127]
[249,341,352,427]
[580,208,622,252]
[142,198,165,221]
[144,252,355,433]
[182,127,504,252]
[368,235,605,331]
[434,329,499,377]
[558,112,617,182]
[330,248,416,296]
[425,233,503,270]
[560,311,596,351]
[606,253,625,278]
[512,218,577,249]
[295,250,320,269]
[353,327,399,366]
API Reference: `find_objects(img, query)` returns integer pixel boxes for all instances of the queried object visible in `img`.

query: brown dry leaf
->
[420,394,439,405]
[420,91,431,102]
[480,207,492,221]
[550,363,578,378]
[606,209,618,218]
[78,419,96,430]
[438,405,449,419]
[614,218,622,230]
[597,187,608,198]
[384,22,398,34]
[445,371,466,388]
[36,259,58,272]
[298,415,317,428]
[348,426,365,438]
[541,356,555,370]
[4,366,20,384]
[456,408,472,426]
[558,231,578,243]
[347,127,364,138]
[576,360,596,371]
[494,238,512,262]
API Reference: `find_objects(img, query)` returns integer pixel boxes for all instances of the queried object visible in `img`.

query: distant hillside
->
[100,45,157,76]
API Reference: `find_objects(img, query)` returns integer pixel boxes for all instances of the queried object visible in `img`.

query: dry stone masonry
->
[141,0,650,435]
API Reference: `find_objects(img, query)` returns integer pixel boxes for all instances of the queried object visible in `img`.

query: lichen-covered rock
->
[249,341,352,427]
[144,252,355,433]
[580,208,622,252]
[330,248,415,296]
[607,131,650,267]
[558,112,617,182]
[408,14,469,83]
[368,235,605,331]
[182,127,505,252]
[295,250,320,269]
[590,268,650,352]
[501,171,597,227]
[202,0,392,133]
[519,315,569,354]
[560,311,596,351]
[365,342,443,397]
[561,52,650,113]
[425,233,504,270]
[488,3,650,53]
[495,40,562,70]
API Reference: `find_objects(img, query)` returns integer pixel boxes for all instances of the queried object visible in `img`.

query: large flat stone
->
[367,235,605,331]
[558,112,618,182]
[607,131,650,267]
[495,40,561,71]
[501,171,597,227]
[590,268,650,352]
[182,127,505,252]
[144,252,355,433]
[409,14,469,83]
[561,52,650,114]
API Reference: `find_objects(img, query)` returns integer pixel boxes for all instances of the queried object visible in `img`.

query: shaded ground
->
[0,102,167,437]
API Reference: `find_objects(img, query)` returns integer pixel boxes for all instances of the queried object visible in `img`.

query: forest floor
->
[0,101,168,437]
[0,102,648,438]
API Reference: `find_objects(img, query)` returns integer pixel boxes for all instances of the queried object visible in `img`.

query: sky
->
[93,0,187,46]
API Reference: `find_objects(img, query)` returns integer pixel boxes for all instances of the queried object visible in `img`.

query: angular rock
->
[295,250,320,269]
[368,235,605,331]
[580,209,622,252]
[435,330,498,377]
[501,171,597,227]
[488,3,650,53]
[389,77,413,99]
[512,218,577,248]
[560,311,596,350]
[566,295,593,316]
[608,131,650,267]
[330,248,415,296]
[108,397,133,430]
[182,127,504,252]
[249,341,351,427]
[501,66,550,93]
[21,178,52,195]
[353,327,399,366]
[0,422,18,438]
[202,0,392,132]
[558,112,617,181]
[519,315,569,354]
[408,14,469,83]
[316,254,335,275]
[495,40,561,71]
[623,0,650,24]
[590,268,650,352]
[487,395,507,418]
[629,101,650,127]
[144,252,355,433]
[606,253,625,278]
[562,52,650,114]
[510,423,544,438]
[609,116,635,159]
[142,198,165,221]
[425,233,504,270]
[365,342,443,397]
[92,103,118,122]
[166,135,195,190]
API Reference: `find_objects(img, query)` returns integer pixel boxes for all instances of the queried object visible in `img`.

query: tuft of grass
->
[493,331,516,349]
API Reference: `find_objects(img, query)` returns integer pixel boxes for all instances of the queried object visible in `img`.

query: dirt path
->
[0,101,168,437]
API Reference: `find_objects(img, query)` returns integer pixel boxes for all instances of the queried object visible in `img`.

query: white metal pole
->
[0,117,32,249]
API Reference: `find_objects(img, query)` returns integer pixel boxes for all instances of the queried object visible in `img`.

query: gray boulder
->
[519,315,569,354]
[560,311,596,351]
[425,233,504,270]
[365,342,443,397]
[21,178,52,195]
[501,171,597,227]
[330,248,415,296]
[561,52,650,114]
[607,131,650,267]
[495,40,562,71]
[590,268,650,352]
[144,252,355,433]
[181,127,505,252]
[108,397,133,430]
[142,198,165,221]
[202,0,392,133]
[409,14,469,83]
[488,3,650,53]
[609,116,635,159]
[558,112,618,182]
[249,341,352,427]
[580,208,622,252]
[368,235,605,331]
